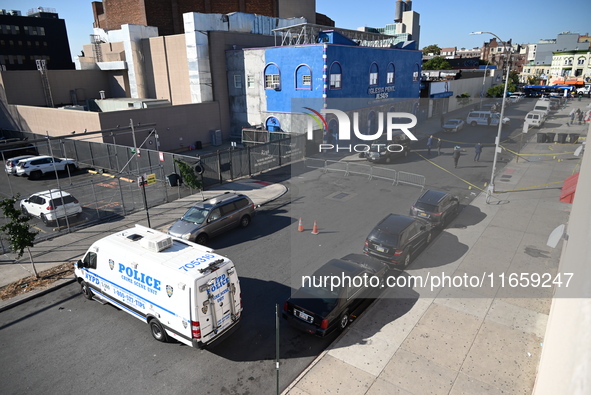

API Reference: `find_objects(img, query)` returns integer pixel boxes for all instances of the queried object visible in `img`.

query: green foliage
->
[0,196,38,259]
[422,44,441,55]
[509,71,520,85]
[174,159,202,190]
[487,81,517,97]
[422,56,451,70]
[456,92,471,105]
[527,76,541,85]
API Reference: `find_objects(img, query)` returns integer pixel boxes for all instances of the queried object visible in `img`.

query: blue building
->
[226,26,422,144]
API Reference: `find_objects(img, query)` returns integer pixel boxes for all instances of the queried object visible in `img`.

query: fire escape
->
[36,59,54,108]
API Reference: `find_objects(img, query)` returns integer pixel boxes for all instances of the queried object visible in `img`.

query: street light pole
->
[470,31,511,197]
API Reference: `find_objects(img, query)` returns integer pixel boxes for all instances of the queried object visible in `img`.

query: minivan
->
[525,111,546,128]
[167,192,256,244]
[533,100,551,117]
[466,111,510,127]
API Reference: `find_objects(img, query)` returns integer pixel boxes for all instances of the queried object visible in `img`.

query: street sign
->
[147,173,157,185]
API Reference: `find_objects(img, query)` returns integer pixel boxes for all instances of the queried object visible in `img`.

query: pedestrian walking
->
[578,111,584,125]
[570,109,576,125]
[437,138,442,155]
[474,142,483,162]
[427,135,433,156]
[453,146,461,168]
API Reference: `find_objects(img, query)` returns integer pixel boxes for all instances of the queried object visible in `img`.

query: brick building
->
[91,0,328,36]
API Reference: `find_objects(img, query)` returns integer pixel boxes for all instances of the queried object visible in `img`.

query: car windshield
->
[181,206,209,224]
[369,228,399,247]
[447,120,460,125]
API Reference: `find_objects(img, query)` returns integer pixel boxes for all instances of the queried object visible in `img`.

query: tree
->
[528,76,541,85]
[456,92,471,106]
[174,159,203,191]
[0,196,39,278]
[422,56,451,70]
[487,81,517,97]
[422,44,441,56]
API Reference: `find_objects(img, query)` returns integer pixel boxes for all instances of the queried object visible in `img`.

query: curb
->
[0,275,77,313]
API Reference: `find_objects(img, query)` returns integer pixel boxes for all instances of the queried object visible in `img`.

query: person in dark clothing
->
[453,146,461,168]
[427,135,433,155]
[474,143,483,161]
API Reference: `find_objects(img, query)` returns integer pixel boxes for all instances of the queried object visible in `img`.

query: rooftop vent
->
[139,233,173,252]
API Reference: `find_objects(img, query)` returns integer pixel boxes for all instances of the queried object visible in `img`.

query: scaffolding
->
[273,23,409,48]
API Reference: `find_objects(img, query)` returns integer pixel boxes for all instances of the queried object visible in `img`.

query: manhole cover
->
[325,191,356,201]
[333,192,349,199]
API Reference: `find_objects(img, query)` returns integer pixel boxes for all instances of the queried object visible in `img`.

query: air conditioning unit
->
[140,233,173,252]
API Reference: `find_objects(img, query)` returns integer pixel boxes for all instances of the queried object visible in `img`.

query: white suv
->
[15,155,78,179]
[20,189,83,225]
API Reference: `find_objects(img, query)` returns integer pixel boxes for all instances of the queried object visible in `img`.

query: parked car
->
[20,189,82,225]
[15,155,78,179]
[282,253,387,336]
[442,119,465,133]
[364,214,432,267]
[466,111,510,127]
[365,132,411,164]
[5,155,34,174]
[167,192,256,244]
[409,189,460,228]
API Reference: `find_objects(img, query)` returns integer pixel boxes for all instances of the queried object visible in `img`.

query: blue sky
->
[3,0,590,61]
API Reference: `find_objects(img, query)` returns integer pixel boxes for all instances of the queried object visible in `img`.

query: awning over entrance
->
[551,79,585,86]
[560,172,579,203]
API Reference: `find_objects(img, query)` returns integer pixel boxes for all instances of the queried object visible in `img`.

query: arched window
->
[329,62,342,90]
[295,64,312,90]
[369,62,379,86]
[265,116,280,131]
[386,63,395,85]
[264,63,281,90]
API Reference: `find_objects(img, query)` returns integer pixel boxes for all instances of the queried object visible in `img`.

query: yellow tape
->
[414,151,486,192]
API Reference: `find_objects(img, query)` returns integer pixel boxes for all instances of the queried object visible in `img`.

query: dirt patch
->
[0,262,75,301]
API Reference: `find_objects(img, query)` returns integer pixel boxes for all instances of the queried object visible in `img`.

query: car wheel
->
[21,207,30,217]
[403,249,411,267]
[80,280,93,300]
[338,312,349,331]
[195,233,208,245]
[41,214,50,225]
[67,164,77,174]
[240,215,251,228]
[149,319,169,342]
[30,170,42,180]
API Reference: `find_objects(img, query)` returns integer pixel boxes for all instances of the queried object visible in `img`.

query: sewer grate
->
[332,192,349,199]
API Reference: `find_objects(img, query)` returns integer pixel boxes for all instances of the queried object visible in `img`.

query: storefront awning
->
[560,172,579,203]
[552,80,585,86]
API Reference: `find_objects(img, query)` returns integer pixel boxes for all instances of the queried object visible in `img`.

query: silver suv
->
[15,155,78,179]
[168,192,256,244]
[20,189,83,226]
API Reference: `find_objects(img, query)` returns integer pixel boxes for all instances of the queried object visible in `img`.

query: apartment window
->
[247,75,254,88]
[369,62,378,86]
[578,57,585,65]
[386,63,395,85]
[329,62,342,89]
[39,27,45,36]
[233,74,242,88]
[23,26,29,34]
[295,64,312,90]
[264,63,281,90]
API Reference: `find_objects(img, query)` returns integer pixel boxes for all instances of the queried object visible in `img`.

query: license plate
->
[375,245,387,253]
[295,309,313,323]
[419,212,428,217]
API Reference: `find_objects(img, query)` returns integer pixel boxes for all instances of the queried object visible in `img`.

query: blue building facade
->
[227,30,422,142]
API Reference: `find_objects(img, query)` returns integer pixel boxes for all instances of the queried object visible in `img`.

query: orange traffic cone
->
[298,218,304,232]
[311,221,319,235]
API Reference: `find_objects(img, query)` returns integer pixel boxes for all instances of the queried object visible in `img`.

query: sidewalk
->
[283,116,586,393]
[0,178,288,310]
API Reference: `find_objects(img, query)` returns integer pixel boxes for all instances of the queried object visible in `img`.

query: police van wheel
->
[149,319,169,342]
[80,281,93,300]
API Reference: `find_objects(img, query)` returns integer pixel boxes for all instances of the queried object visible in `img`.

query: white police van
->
[74,224,242,348]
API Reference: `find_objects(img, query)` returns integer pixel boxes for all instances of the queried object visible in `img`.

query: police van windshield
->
[181,206,210,224]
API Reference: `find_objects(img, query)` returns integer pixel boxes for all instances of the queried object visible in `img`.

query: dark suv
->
[167,192,256,244]
[365,132,411,164]
[364,214,432,267]
[409,190,459,228]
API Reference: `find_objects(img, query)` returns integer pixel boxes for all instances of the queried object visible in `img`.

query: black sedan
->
[283,254,387,336]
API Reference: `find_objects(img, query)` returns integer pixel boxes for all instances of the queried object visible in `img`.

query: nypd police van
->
[74,224,242,348]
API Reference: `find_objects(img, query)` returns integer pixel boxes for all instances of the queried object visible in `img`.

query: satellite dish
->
[546,224,566,248]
